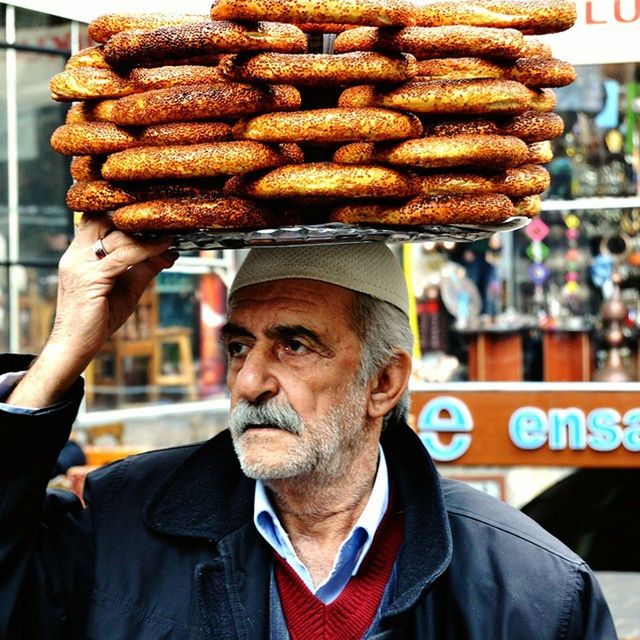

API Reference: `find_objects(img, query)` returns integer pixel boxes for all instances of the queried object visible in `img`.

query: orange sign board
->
[410,388,640,468]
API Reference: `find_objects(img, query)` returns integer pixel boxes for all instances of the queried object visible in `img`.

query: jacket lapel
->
[380,421,453,618]
[143,431,270,639]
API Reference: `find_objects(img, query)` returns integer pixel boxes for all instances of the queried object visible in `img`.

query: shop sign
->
[411,388,640,467]
[541,0,640,65]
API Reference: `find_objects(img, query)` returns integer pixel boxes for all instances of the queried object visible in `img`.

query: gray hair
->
[349,292,413,428]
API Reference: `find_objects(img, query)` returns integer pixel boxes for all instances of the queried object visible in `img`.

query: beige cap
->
[229,244,409,317]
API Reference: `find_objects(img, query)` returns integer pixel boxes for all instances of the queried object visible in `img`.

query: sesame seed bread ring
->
[420,117,501,137]
[220,52,418,86]
[338,79,533,116]
[507,58,576,88]
[111,196,276,231]
[51,121,232,156]
[65,103,94,124]
[64,100,116,124]
[70,156,106,182]
[294,23,357,34]
[51,68,134,101]
[500,111,564,142]
[329,193,515,225]
[333,135,529,169]
[529,88,556,112]
[210,0,416,27]
[415,58,507,82]
[415,57,575,88]
[51,65,228,101]
[65,46,111,70]
[225,162,417,199]
[65,46,224,71]
[102,141,301,181]
[526,140,553,164]
[110,65,228,93]
[521,39,552,59]
[413,164,550,197]
[333,26,524,60]
[420,111,564,144]
[413,1,577,35]
[103,21,307,68]
[88,13,208,44]
[66,179,223,213]
[89,83,301,126]
[512,194,542,217]
[233,108,423,143]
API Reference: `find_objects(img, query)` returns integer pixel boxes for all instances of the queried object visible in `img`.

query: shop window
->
[16,50,70,262]
[551,63,639,199]
[14,6,71,52]
[411,63,640,384]
[0,48,7,240]
[15,264,57,354]
[84,271,229,411]
[0,266,8,352]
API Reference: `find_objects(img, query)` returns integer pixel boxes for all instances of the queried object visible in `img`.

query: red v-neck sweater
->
[273,503,404,640]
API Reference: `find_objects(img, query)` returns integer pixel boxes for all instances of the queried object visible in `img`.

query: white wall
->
[9,0,211,24]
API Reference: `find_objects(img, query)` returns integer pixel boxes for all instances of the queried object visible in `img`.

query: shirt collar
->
[253,444,389,590]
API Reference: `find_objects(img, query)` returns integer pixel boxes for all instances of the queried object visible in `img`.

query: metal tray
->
[147,218,531,251]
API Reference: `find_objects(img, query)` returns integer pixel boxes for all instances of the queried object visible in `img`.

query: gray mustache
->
[229,399,304,435]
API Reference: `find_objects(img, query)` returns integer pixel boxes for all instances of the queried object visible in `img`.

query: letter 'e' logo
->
[417,397,473,462]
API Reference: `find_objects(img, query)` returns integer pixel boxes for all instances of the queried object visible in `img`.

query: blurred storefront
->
[0,2,233,446]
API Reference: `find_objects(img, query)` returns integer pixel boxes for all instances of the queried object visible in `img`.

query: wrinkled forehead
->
[225,280,363,354]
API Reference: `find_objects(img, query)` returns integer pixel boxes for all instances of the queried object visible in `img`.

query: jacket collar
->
[143,430,255,540]
[143,420,453,613]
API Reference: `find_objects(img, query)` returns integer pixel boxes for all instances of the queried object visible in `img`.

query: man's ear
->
[367,350,412,419]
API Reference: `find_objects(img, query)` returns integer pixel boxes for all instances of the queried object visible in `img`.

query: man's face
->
[223,279,370,482]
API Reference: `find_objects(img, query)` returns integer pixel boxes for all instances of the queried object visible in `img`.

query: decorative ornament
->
[526,241,549,263]
[525,218,549,242]
[528,263,550,285]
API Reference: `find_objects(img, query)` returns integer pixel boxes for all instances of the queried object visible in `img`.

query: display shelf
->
[142,219,531,251]
[541,197,640,212]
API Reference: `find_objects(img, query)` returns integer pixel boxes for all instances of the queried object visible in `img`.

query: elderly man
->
[0,218,616,639]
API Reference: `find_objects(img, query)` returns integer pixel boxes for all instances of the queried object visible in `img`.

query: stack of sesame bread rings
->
[49,0,577,235]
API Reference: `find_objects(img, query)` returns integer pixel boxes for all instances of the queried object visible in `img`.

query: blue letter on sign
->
[417,397,473,462]
[549,408,587,450]
[587,408,622,452]
[509,407,547,450]
[622,408,640,452]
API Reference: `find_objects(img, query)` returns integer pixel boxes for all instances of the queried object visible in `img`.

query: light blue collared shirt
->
[254,445,389,604]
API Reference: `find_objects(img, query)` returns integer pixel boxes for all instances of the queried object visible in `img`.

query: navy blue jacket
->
[0,354,617,639]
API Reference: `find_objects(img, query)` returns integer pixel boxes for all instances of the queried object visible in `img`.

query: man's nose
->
[231,345,279,404]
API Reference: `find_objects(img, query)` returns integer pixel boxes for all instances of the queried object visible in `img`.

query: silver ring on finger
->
[93,237,109,260]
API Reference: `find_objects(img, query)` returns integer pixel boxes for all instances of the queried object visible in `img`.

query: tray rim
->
[134,217,532,250]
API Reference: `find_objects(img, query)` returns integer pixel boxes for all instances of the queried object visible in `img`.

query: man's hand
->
[7,215,177,408]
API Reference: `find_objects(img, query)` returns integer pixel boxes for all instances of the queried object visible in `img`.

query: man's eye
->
[283,339,310,355]
[227,342,249,357]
